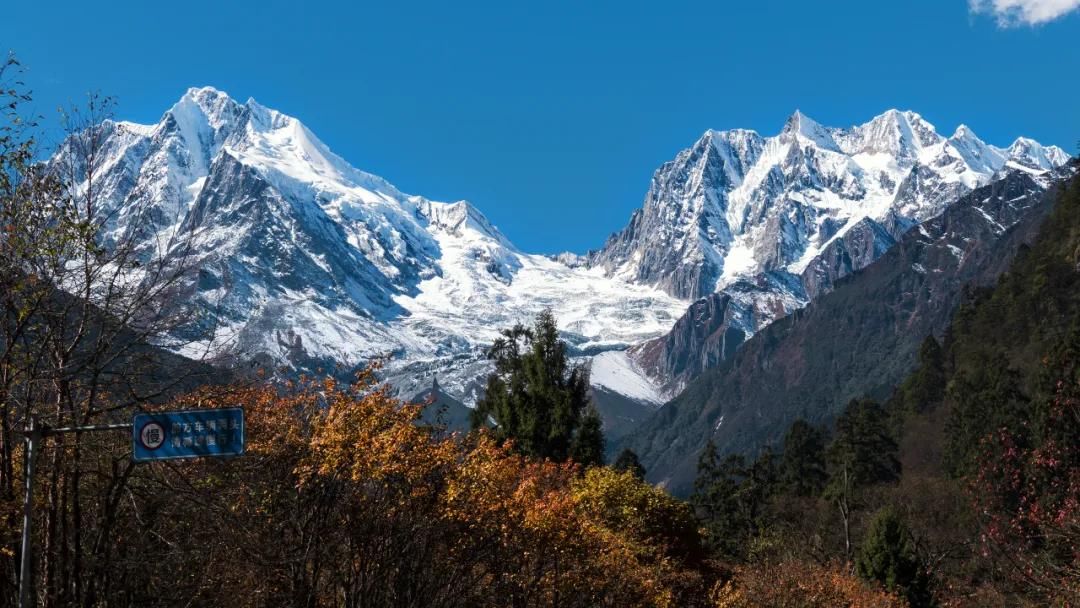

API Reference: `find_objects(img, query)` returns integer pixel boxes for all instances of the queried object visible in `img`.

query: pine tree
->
[826,398,900,559]
[893,336,946,415]
[571,407,605,467]
[612,448,646,479]
[827,398,901,488]
[692,442,776,559]
[856,506,932,607]
[471,310,598,463]
[780,419,827,497]
[943,353,1027,477]
[692,442,745,558]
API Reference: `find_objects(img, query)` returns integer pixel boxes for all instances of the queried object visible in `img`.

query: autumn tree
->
[0,57,210,605]
[971,330,1080,601]
[115,371,713,608]
[712,559,907,608]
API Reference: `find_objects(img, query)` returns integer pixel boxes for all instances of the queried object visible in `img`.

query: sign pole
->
[16,418,134,608]
[18,415,39,608]
[15,408,242,607]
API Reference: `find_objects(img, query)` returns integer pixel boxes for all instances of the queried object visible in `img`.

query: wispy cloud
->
[970,0,1080,26]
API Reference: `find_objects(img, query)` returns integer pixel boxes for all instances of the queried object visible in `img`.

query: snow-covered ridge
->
[55,86,687,404]
[589,107,1069,301]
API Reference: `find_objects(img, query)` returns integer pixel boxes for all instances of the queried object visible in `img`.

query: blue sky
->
[3,0,1078,253]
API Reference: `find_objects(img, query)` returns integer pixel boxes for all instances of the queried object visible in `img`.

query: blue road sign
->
[132,408,244,462]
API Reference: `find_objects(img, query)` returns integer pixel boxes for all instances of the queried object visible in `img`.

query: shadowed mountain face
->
[620,169,1071,496]
[411,378,474,433]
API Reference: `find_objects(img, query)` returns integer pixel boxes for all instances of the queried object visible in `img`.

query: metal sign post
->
[17,416,39,608]
[16,408,244,608]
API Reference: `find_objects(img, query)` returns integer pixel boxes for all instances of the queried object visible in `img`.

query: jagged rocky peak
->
[781,110,841,151]
[420,199,512,245]
[1006,136,1072,171]
[172,86,244,130]
[589,108,1069,301]
[835,109,942,158]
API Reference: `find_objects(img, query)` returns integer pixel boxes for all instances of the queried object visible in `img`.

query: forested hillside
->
[686,166,1080,605]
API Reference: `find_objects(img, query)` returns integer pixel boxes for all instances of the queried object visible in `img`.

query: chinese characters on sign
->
[132,408,244,462]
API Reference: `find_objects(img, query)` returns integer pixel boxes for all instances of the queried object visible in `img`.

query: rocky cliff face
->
[592,109,1068,302]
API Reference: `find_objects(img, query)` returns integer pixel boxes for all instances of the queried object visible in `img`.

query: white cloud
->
[970,0,1080,25]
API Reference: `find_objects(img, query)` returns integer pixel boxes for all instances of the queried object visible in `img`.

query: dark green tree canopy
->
[691,442,777,559]
[471,310,599,464]
[780,419,828,497]
[827,398,901,490]
[571,407,605,467]
[856,506,931,607]
[613,448,646,479]
[891,335,947,416]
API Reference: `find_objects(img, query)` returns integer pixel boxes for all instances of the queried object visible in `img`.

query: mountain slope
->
[54,87,688,404]
[600,112,1068,394]
[620,168,1072,495]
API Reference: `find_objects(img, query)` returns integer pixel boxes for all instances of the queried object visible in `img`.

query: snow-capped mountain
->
[590,109,1068,301]
[55,87,687,402]
[55,88,1068,411]
[588,109,1068,393]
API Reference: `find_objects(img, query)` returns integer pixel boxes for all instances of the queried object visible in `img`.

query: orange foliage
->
[140,369,711,607]
[711,560,906,608]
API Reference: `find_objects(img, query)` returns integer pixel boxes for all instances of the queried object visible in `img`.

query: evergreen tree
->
[692,442,745,558]
[571,407,605,467]
[471,310,598,462]
[780,419,827,497]
[893,336,947,415]
[826,398,900,558]
[943,353,1027,477]
[827,398,901,488]
[692,442,776,559]
[612,448,646,479]
[856,507,932,608]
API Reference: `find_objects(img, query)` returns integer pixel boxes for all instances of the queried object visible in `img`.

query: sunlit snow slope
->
[53,87,686,403]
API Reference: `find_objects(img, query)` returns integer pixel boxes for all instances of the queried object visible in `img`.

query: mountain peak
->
[591,108,1067,301]
[1006,136,1072,171]
[168,85,243,136]
[782,109,817,134]
[183,85,230,99]
[843,108,943,157]
[951,124,979,142]
[781,110,840,151]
